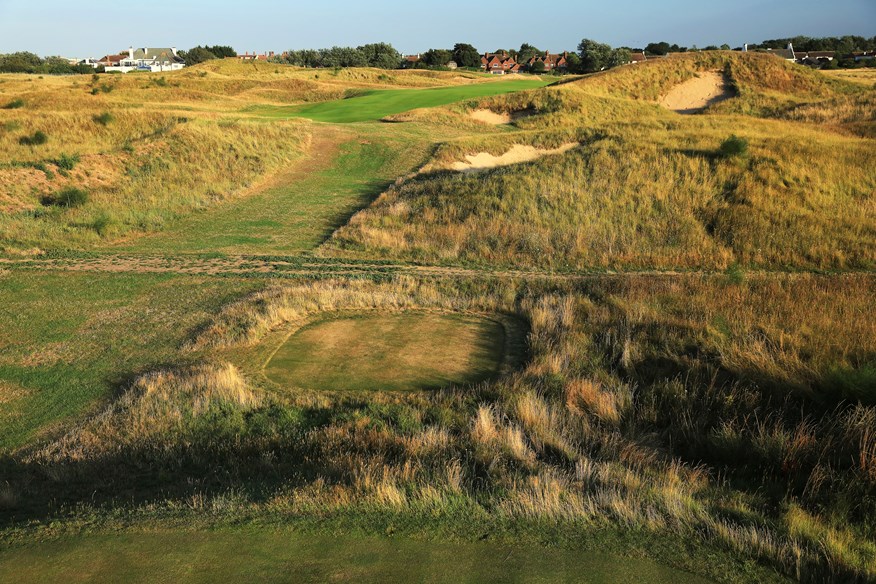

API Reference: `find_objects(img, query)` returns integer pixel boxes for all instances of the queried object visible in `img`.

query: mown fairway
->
[265,312,507,391]
[0,531,711,584]
[0,270,259,450]
[252,77,551,123]
[115,129,428,254]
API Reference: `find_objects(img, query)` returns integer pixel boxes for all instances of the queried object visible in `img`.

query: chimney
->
[128,46,134,59]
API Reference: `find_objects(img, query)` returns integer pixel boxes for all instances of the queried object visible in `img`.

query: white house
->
[101,47,186,73]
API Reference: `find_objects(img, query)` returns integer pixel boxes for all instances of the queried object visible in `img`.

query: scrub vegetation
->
[327,52,875,271]
[1,52,874,583]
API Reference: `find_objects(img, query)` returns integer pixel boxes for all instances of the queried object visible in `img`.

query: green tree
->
[518,43,542,62]
[452,43,481,68]
[645,41,671,55]
[320,46,367,68]
[204,45,237,58]
[564,52,582,73]
[0,51,43,73]
[183,47,218,66]
[577,39,612,72]
[529,60,546,74]
[283,49,323,68]
[608,47,631,68]
[358,43,401,69]
[421,49,453,68]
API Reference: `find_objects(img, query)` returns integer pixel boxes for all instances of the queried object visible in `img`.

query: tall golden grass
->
[35,362,258,462]
[327,54,875,271]
[0,71,313,250]
[13,274,876,580]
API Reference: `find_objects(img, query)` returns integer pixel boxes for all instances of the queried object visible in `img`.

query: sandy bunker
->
[438,143,578,173]
[264,312,508,391]
[469,109,513,125]
[659,71,734,114]
[468,108,535,125]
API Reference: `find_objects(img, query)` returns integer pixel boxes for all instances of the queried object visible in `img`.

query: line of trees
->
[179,45,237,66]
[750,35,876,53]
[6,34,875,77]
[577,40,630,72]
[270,43,401,69]
[411,40,630,75]
[0,52,94,74]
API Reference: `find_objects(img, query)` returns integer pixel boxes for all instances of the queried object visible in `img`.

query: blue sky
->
[0,0,873,57]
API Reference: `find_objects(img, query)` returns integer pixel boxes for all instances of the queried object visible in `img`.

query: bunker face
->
[659,71,735,114]
[265,312,507,391]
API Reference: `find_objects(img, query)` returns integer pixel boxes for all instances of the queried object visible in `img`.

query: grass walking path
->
[113,127,429,255]
[0,530,711,584]
[250,77,551,123]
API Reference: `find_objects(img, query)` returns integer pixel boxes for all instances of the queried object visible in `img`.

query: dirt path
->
[659,71,734,114]
[0,253,721,282]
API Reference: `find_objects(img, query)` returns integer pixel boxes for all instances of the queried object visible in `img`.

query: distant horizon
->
[0,0,873,58]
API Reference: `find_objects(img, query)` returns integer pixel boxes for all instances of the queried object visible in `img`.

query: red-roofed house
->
[525,51,569,72]
[97,53,127,67]
[239,52,275,61]
[401,54,421,68]
[481,52,519,74]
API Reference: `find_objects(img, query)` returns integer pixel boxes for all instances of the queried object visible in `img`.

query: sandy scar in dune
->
[659,71,734,114]
[448,143,578,173]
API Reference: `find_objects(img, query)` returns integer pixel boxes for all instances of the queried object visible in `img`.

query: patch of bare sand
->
[444,143,578,173]
[469,109,513,125]
[468,108,536,125]
[659,71,734,114]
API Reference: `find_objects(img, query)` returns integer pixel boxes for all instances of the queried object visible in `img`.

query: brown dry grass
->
[10,274,876,581]
[327,54,875,271]
[35,362,258,462]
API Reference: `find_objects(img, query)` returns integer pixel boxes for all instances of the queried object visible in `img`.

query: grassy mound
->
[0,72,312,251]
[35,363,259,462]
[6,275,875,581]
[265,312,507,391]
[327,53,875,271]
[577,51,848,100]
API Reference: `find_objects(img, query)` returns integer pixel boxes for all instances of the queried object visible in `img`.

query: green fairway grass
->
[265,312,507,391]
[115,127,431,255]
[0,271,260,450]
[251,78,552,123]
[0,531,711,584]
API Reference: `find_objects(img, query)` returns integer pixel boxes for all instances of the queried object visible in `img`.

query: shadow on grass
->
[316,178,395,246]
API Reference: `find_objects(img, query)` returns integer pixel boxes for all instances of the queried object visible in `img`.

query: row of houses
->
[480,49,647,74]
[405,50,646,75]
[238,52,278,61]
[749,43,876,66]
[481,51,552,74]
